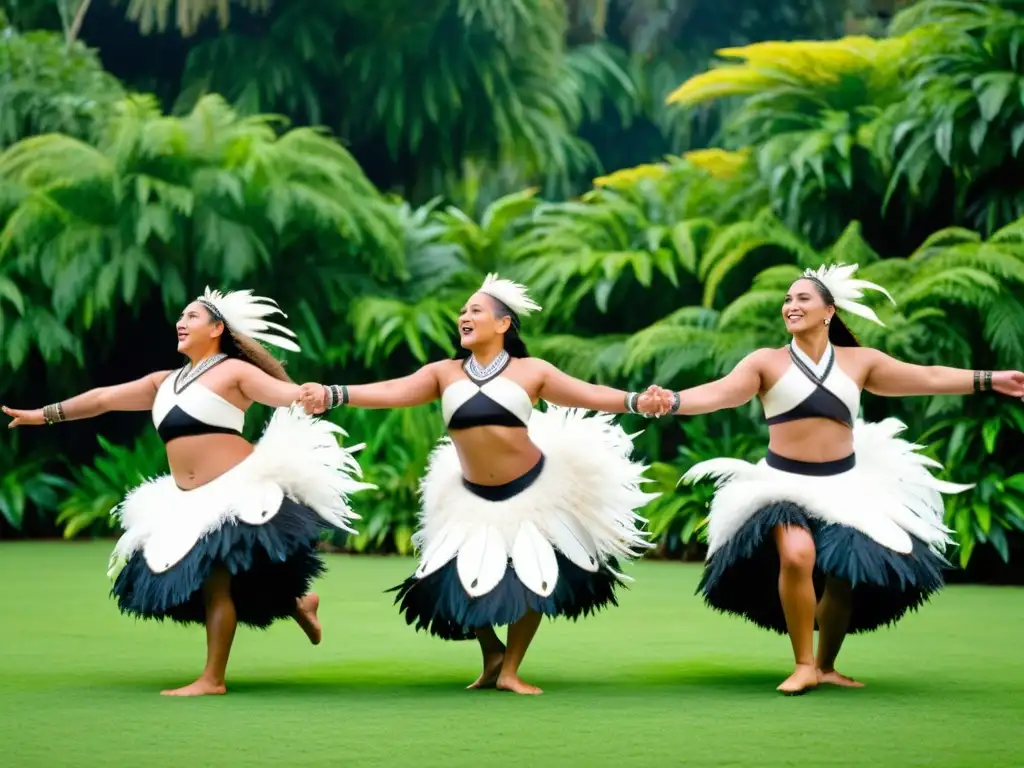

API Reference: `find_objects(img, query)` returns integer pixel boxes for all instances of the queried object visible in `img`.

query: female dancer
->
[661,264,1024,694]
[3,287,371,697]
[300,274,663,694]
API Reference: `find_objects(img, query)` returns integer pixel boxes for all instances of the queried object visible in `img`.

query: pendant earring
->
[824,318,831,326]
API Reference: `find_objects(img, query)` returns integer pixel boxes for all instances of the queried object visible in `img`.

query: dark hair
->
[803,276,861,348]
[195,302,293,382]
[453,295,530,359]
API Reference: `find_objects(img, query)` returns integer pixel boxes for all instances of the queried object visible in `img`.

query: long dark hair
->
[453,295,531,359]
[804,276,861,347]
[196,303,294,382]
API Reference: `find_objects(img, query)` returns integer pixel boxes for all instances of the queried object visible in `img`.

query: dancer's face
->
[176,301,224,355]
[457,292,512,350]
[782,279,833,335]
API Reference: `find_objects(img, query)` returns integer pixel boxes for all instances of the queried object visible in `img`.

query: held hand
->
[654,385,676,415]
[992,371,1024,399]
[297,383,327,415]
[636,385,673,418]
[2,405,45,428]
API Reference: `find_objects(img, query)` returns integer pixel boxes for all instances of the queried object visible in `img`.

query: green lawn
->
[1,542,1021,767]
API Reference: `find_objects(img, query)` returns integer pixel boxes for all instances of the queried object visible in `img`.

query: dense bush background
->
[1,0,1022,581]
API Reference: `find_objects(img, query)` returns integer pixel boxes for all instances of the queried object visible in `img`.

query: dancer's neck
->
[791,334,830,364]
[469,347,506,368]
[186,349,223,367]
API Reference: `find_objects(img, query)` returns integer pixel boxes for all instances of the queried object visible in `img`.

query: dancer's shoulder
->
[747,347,786,365]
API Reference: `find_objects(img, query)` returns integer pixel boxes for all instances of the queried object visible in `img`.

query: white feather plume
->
[681,417,969,560]
[413,405,656,596]
[477,273,542,317]
[803,263,895,327]
[108,406,373,578]
[199,287,300,352]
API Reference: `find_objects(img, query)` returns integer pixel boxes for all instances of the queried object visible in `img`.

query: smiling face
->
[782,278,834,335]
[458,292,512,350]
[176,301,225,356]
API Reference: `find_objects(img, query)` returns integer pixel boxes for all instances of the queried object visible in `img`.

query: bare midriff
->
[767,418,854,464]
[165,433,255,490]
[450,426,542,486]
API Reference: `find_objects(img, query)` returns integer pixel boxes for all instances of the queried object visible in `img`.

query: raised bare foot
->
[776,663,818,696]
[467,650,505,690]
[496,673,543,695]
[817,668,864,688]
[295,593,322,645]
[160,678,227,697]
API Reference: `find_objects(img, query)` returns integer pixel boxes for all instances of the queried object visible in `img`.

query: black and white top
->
[761,343,860,428]
[441,362,533,431]
[152,367,245,444]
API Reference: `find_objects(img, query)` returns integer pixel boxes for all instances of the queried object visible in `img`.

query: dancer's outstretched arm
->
[299,363,444,414]
[860,349,1024,398]
[531,360,665,415]
[664,350,767,416]
[3,371,173,428]
[226,359,317,408]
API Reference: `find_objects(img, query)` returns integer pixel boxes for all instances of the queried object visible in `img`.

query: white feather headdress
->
[197,287,300,353]
[477,273,542,317]
[803,263,895,327]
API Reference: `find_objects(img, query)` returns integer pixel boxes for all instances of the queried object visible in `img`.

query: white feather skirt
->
[108,406,373,628]
[391,405,658,640]
[681,417,972,634]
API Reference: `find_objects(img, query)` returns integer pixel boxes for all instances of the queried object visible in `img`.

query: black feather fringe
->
[815,523,946,632]
[389,553,624,641]
[111,497,327,628]
[697,501,947,634]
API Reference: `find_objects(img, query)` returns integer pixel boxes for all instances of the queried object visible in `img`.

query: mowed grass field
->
[1,542,1022,767]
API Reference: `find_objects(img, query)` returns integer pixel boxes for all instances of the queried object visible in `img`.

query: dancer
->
[299,274,663,694]
[3,288,371,697]
[659,264,1024,694]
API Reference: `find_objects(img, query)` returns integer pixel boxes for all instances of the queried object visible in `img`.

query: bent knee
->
[776,526,815,573]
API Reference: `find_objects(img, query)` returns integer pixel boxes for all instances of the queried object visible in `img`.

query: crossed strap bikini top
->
[441,358,533,431]
[152,363,245,444]
[760,342,860,428]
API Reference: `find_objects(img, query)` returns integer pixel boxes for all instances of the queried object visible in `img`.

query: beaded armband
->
[43,402,66,425]
[323,384,350,409]
[624,392,640,414]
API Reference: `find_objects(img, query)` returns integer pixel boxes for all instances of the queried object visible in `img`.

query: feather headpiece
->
[477,273,542,317]
[197,287,300,353]
[802,263,895,327]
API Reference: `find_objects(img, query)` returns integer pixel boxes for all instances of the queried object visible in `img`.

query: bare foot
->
[496,674,543,695]
[160,678,227,697]
[467,650,505,690]
[776,663,818,695]
[295,593,322,646]
[818,668,864,688]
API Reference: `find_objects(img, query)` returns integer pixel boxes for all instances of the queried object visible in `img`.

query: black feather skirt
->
[682,420,973,635]
[389,407,656,640]
[111,498,330,628]
[105,407,369,628]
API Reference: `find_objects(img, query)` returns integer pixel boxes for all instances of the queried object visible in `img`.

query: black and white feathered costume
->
[682,265,972,634]
[390,275,656,638]
[108,288,371,628]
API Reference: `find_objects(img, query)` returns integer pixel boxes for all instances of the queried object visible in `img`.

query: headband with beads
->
[802,263,895,327]
[197,287,300,352]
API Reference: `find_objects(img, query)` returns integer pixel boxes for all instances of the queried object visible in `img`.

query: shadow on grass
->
[87,660,956,700]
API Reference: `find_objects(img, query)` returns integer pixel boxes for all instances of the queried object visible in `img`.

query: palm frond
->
[0,28,125,148]
[120,0,272,36]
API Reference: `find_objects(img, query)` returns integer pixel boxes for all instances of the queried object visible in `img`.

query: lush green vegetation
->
[1,1,1022,575]
[2,542,1024,766]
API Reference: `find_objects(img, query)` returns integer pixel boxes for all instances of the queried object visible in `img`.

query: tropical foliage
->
[2,0,1023,578]
[0,22,124,147]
